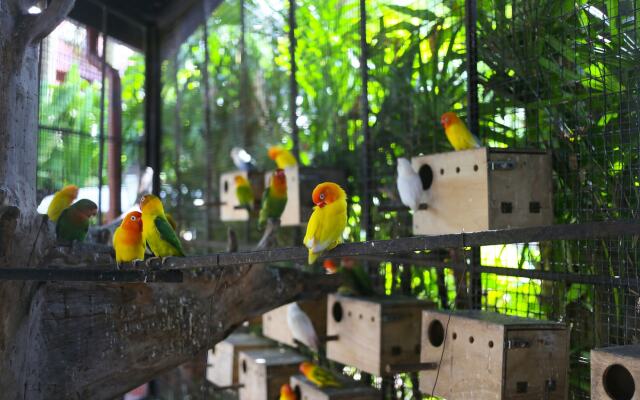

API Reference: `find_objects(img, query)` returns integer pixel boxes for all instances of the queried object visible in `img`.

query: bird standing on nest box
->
[259,169,288,229]
[279,383,297,400]
[47,184,79,222]
[299,362,342,388]
[113,211,145,265]
[287,302,319,353]
[440,111,481,151]
[230,146,256,172]
[268,145,298,169]
[234,175,254,212]
[304,182,347,264]
[140,194,185,257]
[396,157,423,212]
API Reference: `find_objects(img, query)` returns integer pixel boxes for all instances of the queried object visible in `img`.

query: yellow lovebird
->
[140,194,185,257]
[440,111,481,151]
[47,184,79,222]
[268,145,298,169]
[303,182,347,264]
[234,175,254,211]
[113,211,145,265]
[279,383,297,400]
[299,362,342,388]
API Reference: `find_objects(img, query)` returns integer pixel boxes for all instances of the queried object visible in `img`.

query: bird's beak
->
[316,201,326,208]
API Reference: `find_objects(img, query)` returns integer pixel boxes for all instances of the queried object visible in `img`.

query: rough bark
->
[0,2,337,399]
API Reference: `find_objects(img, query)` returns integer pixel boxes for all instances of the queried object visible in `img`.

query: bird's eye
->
[319,193,325,200]
[130,216,136,221]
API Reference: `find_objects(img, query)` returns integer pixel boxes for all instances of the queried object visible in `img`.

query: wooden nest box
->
[411,148,553,235]
[290,374,379,400]
[238,348,306,400]
[420,310,569,399]
[591,345,640,400]
[262,298,327,348]
[219,170,264,221]
[206,333,274,388]
[265,166,346,226]
[326,294,434,376]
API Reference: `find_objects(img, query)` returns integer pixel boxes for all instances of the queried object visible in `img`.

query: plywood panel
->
[262,298,327,348]
[591,345,640,400]
[290,374,379,400]
[238,348,306,400]
[412,148,490,235]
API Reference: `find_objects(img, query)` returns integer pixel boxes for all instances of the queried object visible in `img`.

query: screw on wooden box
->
[206,333,275,388]
[262,298,327,348]
[591,345,639,400]
[420,310,569,400]
[325,293,434,376]
[290,374,379,400]
[264,166,346,226]
[238,348,306,400]
[219,170,265,221]
[411,147,553,235]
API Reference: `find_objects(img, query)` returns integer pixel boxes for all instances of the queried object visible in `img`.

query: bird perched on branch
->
[230,147,256,172]
[113,211,145,265]
[323,257,375,296]
[140,194,185,257]
[299,362,342,388]
[279,383,297,400]
[56,199,97,242]
[440,111,481,151]
[47,184,79,222]
[259,169,288,228]
[287,302,319,352]
[396,157,423,212]
[304,182,347,264]
[234,175,254,211]
[268,145,298,169]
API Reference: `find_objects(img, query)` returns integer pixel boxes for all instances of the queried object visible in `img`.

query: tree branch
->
[14,0,75,50]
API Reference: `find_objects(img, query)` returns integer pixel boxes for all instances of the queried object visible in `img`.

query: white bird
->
[230,147,256,172]
[396,157,423,211]
[286,302,319,352]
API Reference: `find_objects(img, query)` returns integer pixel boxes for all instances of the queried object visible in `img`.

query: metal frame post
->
[289,0,299,159]
[144,24,162,195]
[359,0,373,241]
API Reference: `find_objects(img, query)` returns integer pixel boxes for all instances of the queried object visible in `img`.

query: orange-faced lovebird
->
[299,361,342,388]
[287,302,319,352]
[55,199,97,242]
[396,157,423,211]
[47,184,79,222]
[268,145,297,169]
[140,194,185,257]
[279,383,297,400]
[258,169,288,228]
[113,211,145,265]
[303,182,347,264]
[323,257,375,296]
[234,175,254,211]
[440,112,481,151]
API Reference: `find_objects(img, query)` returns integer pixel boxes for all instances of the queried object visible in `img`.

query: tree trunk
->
[0,3,337,399]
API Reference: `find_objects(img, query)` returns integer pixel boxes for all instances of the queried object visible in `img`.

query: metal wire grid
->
[38,16,145,222]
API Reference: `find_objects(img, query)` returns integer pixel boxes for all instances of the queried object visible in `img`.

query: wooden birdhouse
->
[326,294,433,376]
[219,170,264,221]
[262,297,327,348]
[419,310,569,400]
[238,348,306,400]
[591,345,640,400]
[265,166,346,226]
[290,374,379,400]
[206,333,275,387]
[411,148,553,235]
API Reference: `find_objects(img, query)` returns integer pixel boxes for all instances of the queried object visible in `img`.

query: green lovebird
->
[258,168,288,229]
[55,199,98,242]
[234,175,254,211]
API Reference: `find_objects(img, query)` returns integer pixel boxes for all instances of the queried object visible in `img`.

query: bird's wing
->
[155,216,184,255]
[311,366,340,387]
[258,187,271,226]
[287,306,319,351]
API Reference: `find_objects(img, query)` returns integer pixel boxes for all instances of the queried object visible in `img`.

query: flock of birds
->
[45,111,478,396]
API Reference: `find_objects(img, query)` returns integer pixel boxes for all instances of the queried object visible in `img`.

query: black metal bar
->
[202,15,214,241]
[469,246,482,309]
[465,0,480,137]
[97,6,108,223]
[144,24,162,195]
[359,0,373,241]
[0,268,183,283]
[288,0,299,159]
[157,219,640,270]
